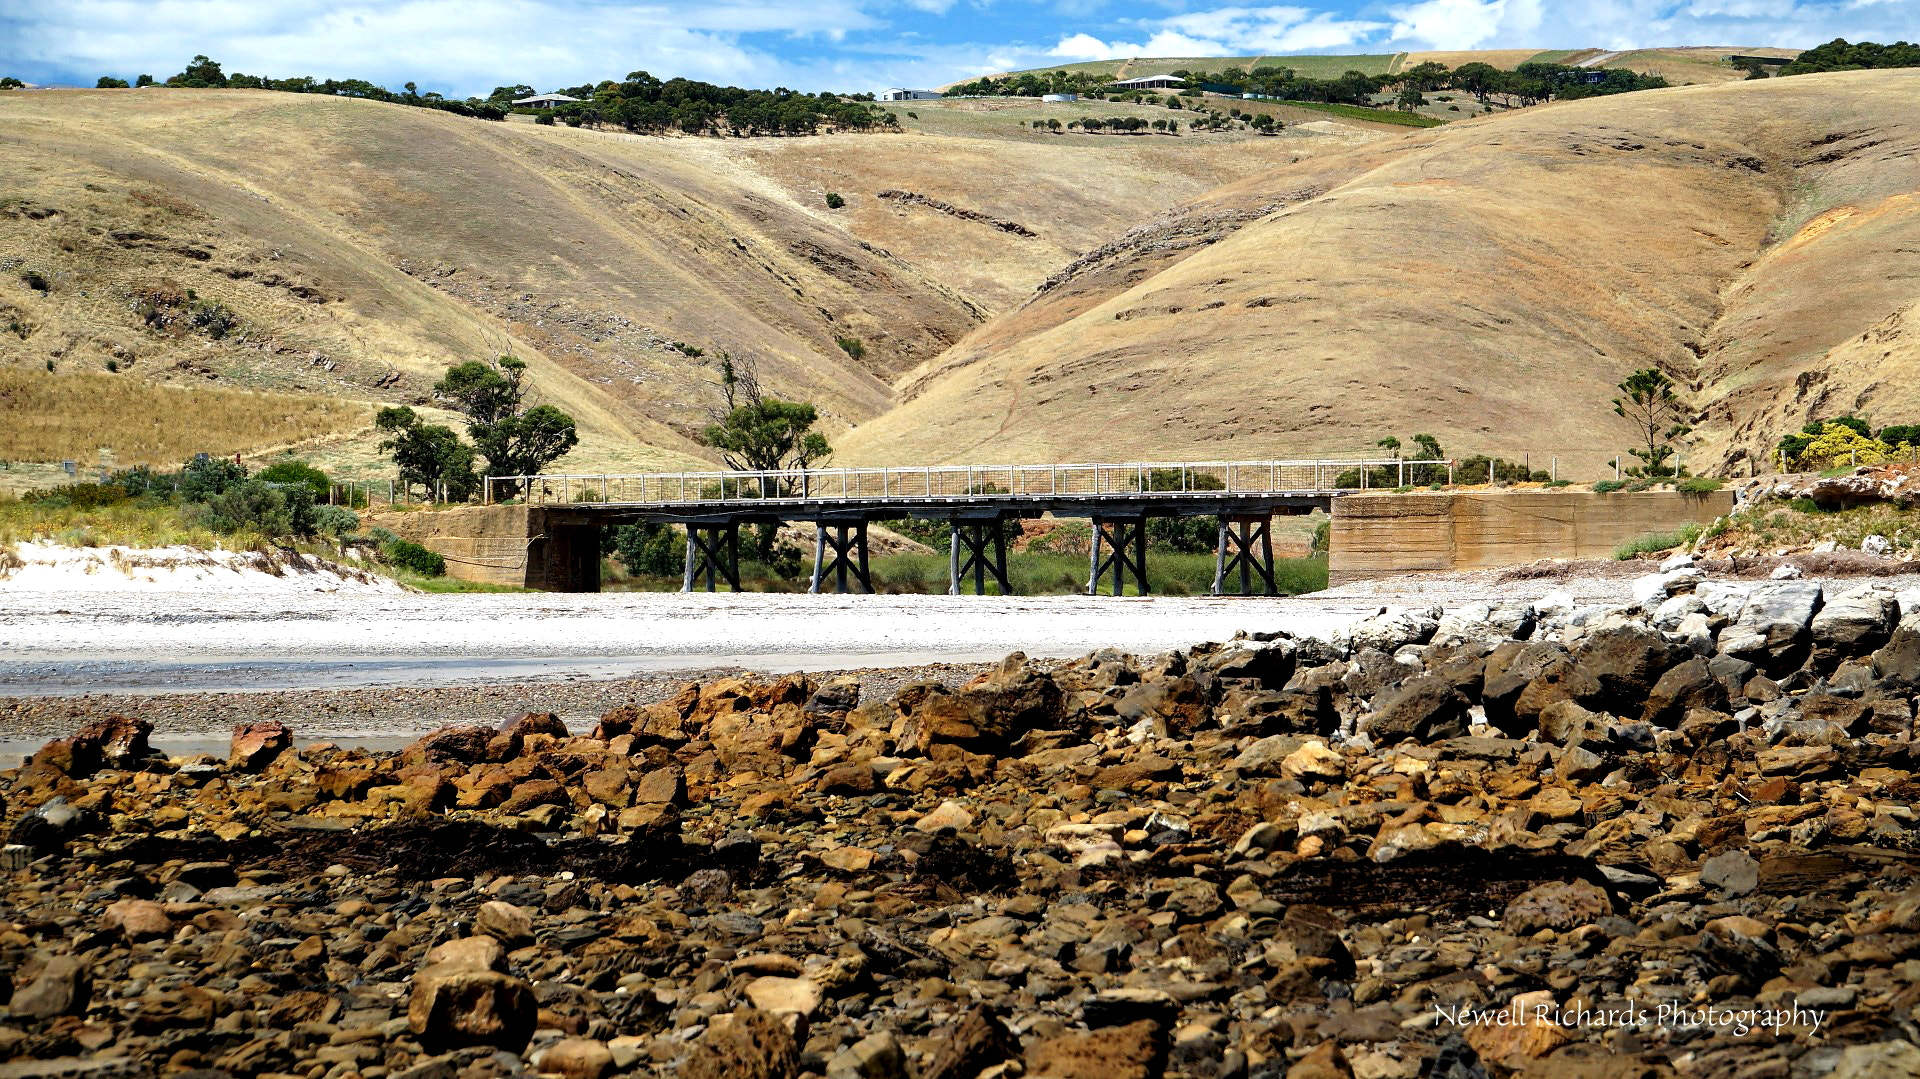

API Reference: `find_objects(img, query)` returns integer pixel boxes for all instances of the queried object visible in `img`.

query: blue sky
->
[1,0,1911,96]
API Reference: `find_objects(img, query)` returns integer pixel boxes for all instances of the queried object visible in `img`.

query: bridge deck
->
[491,458,1447,521]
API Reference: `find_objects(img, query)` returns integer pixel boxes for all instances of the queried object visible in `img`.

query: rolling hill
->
[838,69,1920,480]
[971,46,1803,88]
[0,88,1320,476]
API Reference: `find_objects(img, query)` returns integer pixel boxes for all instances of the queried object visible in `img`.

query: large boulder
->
[1342,607,1441,654]
[1642,656,1728,727]
[32,714,154,777]
[894,654,1065,753]
[8,954,91,1019]
[1574,623,1687,713]
[228,720,293,772]
[1810,586,1897,667]
[680,1007,801,1079]
[1362,675,1468,744]
[1719,581,1823,674]
[407,936,537,1053]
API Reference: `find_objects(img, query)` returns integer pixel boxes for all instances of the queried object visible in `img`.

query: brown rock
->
[632,765,687,805]
[474,901,535,949]
[818,762,877,796]
[404,725,496,766]
[105,898,173,941]
[924,1006,1016,1079]
[1027,1019,1166,1079]
[1503,880,1612,935]
[539,1038,616,1079]
[8,955,91,1019]
[680,1007,800,1079]
[501,778,571,815]
[408,938,537,1054]
[1287,1042,1355,1079]
[227,720,292,772]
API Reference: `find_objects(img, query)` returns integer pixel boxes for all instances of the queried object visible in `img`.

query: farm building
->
[512,92,581,108]
[1110,75,1183,90]
[879,88,942,101]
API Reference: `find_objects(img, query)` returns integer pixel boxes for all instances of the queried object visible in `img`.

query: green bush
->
[825,192,845,209]
[1613,524,1701,560]
[256,458,331,501]
[381,538,446,576]
[196,478,316,536]
[310,504,360,535]
[1545,479,1573,488]
[24,483,128,510]
[1592,479,1628,493]
[1676,476,1723,493]
[610,521,685,576]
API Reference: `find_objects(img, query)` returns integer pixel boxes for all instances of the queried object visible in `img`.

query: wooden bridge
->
[484,458,1447,595]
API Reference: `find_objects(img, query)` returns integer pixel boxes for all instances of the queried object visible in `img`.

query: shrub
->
[1614,524,1701,560]
[381,538,446,576]
[611,521,685,576]
[310,504,360,535]
[197,477,315,536]
[825,192,845,209]
[176,456,248,502]
[24,483,128,510]
[188,299,239,340]
[1592,479,1628,493]
[534,111,555,125]
[835,335,864,360]
[256,458,331,501]
[1676,476,1723,493]
[1545,479,1573,488]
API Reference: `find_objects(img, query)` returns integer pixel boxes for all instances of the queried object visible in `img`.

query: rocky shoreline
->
[2,558,1919,1079]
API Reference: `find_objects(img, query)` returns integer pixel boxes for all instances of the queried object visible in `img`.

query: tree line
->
[951,58,1668,112]
[1778,39,1920,76]
[94,55,509,120]
[522,72,899,137]
[64,56,900,137]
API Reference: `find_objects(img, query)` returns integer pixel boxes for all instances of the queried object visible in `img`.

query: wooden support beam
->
[1087,515,1149,596]
[809,521,873,594]
[948,517,1012,595]
[1212,514,1278,596]
[681,523,742,592]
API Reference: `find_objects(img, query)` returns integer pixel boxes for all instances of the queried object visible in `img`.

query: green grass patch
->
[1614,524,1702,561]
[1275,100,1444,127]
[1592,480,1628,493]
[1676,476,1723,494]
[394,573,532,593]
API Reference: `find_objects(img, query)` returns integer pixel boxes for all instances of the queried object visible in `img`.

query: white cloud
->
[1380,0,1914,51]
[1051,6,1385,61]
[0,0,878,95]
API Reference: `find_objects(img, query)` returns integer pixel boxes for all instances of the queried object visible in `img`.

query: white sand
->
[2,541,402,595]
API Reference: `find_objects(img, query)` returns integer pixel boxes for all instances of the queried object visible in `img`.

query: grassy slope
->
[839,70,1920,480]
[971,46,1798,89]
[0,88,1314,478]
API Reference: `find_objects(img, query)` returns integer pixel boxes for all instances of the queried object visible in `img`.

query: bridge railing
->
[486,459,1452,506]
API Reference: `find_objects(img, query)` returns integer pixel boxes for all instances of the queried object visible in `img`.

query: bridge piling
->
[808,521,873,594]
[682,523,742,592]
[1213,515,1278,596]
[1089,515,1149,596]
[949,517,1012,595]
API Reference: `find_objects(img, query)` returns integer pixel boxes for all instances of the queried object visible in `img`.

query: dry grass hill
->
[7,67,1915,486]
[0,88,1321,477]
[840,69,1920,479]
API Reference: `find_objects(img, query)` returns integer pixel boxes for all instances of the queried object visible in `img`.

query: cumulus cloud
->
[1380,0,1912,51]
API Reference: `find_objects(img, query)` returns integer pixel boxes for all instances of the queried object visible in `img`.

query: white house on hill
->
[1110,75,1183,90]
[512,92,581,108]
[879,88,942,101]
